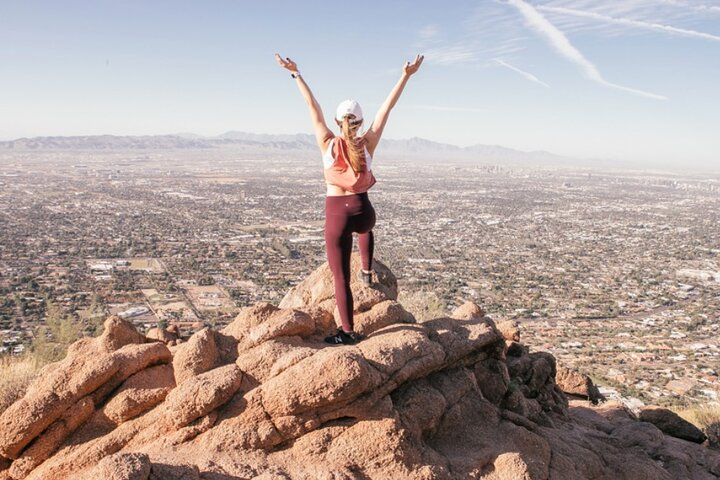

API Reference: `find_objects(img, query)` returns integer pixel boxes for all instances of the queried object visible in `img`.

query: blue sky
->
[1,0,718,165]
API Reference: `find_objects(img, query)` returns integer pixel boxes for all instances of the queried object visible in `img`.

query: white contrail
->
[506,0,667,100]
[493,58,550,87]
[660,0,720,13]
[540,5,720,42]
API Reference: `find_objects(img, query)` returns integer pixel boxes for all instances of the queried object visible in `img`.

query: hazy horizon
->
[2,129,720,175]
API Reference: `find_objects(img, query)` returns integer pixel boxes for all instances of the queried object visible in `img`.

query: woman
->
[275,53,424,345]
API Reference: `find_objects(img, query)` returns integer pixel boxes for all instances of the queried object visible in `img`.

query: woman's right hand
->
[274,53,299,73]
[403,54,424,77]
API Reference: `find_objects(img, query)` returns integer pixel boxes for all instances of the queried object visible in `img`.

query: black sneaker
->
[324,329,361,345]
[357,269,373,286]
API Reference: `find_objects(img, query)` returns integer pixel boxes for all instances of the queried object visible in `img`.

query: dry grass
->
[0,355,42,413]
[674,402,720,446]
[397,289,448,322]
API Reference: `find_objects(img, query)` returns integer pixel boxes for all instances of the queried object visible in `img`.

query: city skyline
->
[2,0,719,165]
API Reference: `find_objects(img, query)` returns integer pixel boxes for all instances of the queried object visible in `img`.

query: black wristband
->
[291,72,300,79]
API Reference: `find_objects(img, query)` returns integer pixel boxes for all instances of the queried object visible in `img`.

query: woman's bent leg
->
[355,201,376,273]
[358,230,374,272]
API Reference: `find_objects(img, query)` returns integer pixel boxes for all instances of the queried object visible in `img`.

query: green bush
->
[32,300,84,363]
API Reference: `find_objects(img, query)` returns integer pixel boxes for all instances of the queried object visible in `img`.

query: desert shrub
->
[1,302,103,412]
[0,354,41,412]
[397,289,447,322]
[32,300,84,363]
[674,402,720,447]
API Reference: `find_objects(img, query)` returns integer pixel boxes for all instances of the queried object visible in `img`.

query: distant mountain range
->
[0,132,575,165]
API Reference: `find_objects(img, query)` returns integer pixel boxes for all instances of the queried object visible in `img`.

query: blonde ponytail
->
[340,116,366,173]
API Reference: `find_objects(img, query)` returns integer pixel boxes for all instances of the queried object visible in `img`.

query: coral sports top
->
[322,136,376,194]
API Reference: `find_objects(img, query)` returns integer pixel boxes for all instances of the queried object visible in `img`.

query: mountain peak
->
[0,256,715,479]
[0,132,574,165]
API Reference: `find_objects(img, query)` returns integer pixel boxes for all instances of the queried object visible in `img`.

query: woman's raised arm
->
[274,54,333,151]
[364,54,424,156]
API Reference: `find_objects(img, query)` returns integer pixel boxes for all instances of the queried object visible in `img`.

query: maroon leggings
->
[325,192,376,332]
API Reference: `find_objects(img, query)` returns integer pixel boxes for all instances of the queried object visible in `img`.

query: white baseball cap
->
[335,99,363,122]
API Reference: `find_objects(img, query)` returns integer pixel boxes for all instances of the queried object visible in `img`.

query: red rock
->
[2,261,719,480]
[556,365,604,404]
[0,340,121,459]
[279,253,397,315]
[235,336,317,384]
[639,406,707,444]
[164,364,243,428]
[76,452,151,480]
[451,301,486,320]
[222,302,281,339]
[8,396,94,479]
[244,309,315,347]
[91,342,172,404]
[172,328,218,385]
[261,348,377,417]
[351,300,415,336]
[496,319,520,342]
[148,462,200,480]
[102,364,176,424]
[97,316,147,353]
[474,357,510,405]
[145,327,177,345]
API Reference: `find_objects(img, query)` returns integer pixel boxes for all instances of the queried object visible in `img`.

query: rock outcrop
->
[555,364,604,404]
[639,406,708,444]
[0,258,718,480]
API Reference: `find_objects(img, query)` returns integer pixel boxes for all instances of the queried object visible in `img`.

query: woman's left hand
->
[275,53,299,73]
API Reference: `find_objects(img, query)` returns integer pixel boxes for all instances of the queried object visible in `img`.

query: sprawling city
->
[1,141,719,410]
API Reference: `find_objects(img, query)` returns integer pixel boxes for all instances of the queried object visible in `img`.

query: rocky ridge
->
[0,133,572,165]
[0,256,717,479]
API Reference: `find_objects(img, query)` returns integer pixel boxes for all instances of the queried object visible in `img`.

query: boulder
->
[164,364,243,428]
[556,365,604,404]
[0,341,121,459]
[244,309,315,347]
[76,452,151,480]
[422,316,500,365]
[8,396,94,479]
[299,305,336,336]
[496,319,521,342]
[279,254,397,315]
[145,327,178,345]
[97,316,147,353]
[235,337,317,385]
[639,406,707,444]
[91,342,173,404]
[172,328,218,385]
[222,302,281,339]
[451,301,486,320]
[351,300,415,336]
[474,358,510,405]
[223,303,322,347]
[102,364,176,424]
[260,348,377,418]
